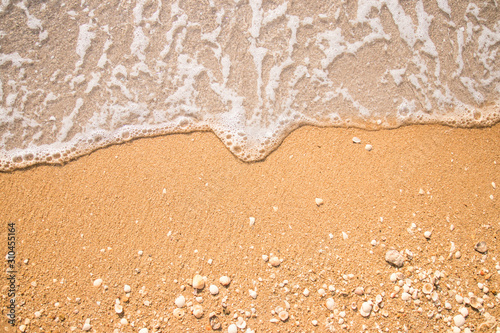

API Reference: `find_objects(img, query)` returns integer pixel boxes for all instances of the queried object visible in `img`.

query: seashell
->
[474,242,488,254]
[219,276,231,286]
[193,275,205,290]
[192,304,203,318]
[359,302,372,317]
[175,295,186,308]
[326,298,335,311]
[385,249,404,268]
[422,283,433,295]
[354,287,364,295]
[173,308,185,319]
[278,310,289,321]
[469,296,482,310]
[208,312,221,330]
[209,284,219,295]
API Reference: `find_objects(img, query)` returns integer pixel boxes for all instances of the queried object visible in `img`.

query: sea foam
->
[0,0,498,171]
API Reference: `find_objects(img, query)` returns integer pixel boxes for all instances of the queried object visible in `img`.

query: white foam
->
[0,0,499,171]
[75,23,96,70]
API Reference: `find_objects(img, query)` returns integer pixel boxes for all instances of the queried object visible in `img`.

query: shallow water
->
[0,0,499,170]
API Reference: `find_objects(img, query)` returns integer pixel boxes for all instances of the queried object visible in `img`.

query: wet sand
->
[1,124,499,332]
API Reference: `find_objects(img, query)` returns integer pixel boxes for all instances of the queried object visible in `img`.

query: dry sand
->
[1,124,499,332]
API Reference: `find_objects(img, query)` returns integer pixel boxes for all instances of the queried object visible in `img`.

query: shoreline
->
[1,124,499,332]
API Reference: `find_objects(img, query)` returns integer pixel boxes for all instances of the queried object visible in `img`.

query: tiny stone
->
[120,318,128,325]
[354,287,364,296]
[385,249,404,268]
[459,307,468,317]
[124,284,131,293]
[365,144,372,151]
[249,217,255,226]
[455,295,463,304]
[139,329,148,333]
[352,137,361,144]
[114,304,123,314]
[303,288,310,296]
[93,278,103,287]
[82,319,91,331]
[342,231,348,240]
[315,198,324,206]
[270,256,281,267]
[312,320,318,326]
[401,292,410,301]
[424,231,432,239]
[455,251,462,259]
[192,304,203,318]
[249,289,257,299]
[445,302,452,310]
[262,254,269,262]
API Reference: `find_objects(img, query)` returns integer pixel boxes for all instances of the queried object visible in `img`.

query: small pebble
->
[424,230,432,239]
[249,217,255,226]
[312,320,318,326]
[270,256,281,267]
[342,231,348,240]
[114,304,123,314]
[93,279,103,287]
[139,329,148,333]
[352,137,361,144]
[303,288,310,297]
[401,292,411,301]
[385,249,404,267]
[455,251,462,259]
[315,198,324,206]
[249,289,257,299]
[365,144,372,151]
[124,285,131,293]
[354,287,364,296]
[262,255,269,262]
[459,307,468,317]
[120,318,128,325]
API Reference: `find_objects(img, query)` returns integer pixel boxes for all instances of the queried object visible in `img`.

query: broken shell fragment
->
[219,276,231,287]
[278,310,289,321]
[173,308,185,319]
[422,283,433,295]
[193,275,205,290]
[359,302,372,317]
[209,312,221,330]
[474,242,488,254]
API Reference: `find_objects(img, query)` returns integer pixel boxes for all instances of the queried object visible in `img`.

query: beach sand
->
[1,124,499,332]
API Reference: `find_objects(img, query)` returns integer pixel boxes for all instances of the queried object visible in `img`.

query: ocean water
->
[0,0,498,171]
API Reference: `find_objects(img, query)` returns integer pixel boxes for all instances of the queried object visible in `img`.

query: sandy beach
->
[1,124,499,332]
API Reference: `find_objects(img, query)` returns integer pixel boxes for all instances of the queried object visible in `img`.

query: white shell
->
[326,298,335,311]
[278,310,289,321]
[220,276,231,286]
[453,314,465,327]
[228,324,237,333]
[236,317,246,328]
[249,289,257,299]
[209,284,219,295]
[422,283,433,294]
[175,295,186,308]
[359,302,372,317]
[193,275,205,290]
[93,279,103,287]
[124,284,131,293]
